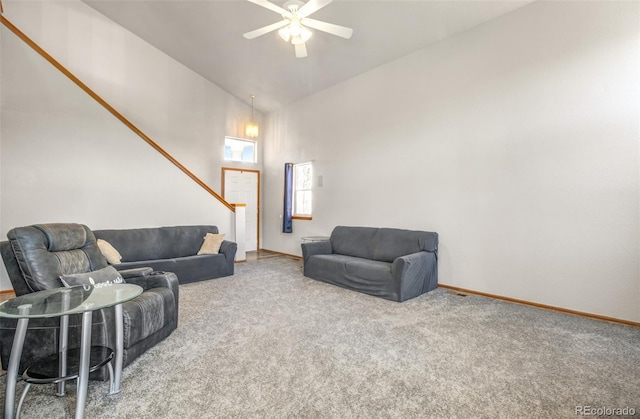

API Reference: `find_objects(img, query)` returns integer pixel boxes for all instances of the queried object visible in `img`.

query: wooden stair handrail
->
[0,15,236,212]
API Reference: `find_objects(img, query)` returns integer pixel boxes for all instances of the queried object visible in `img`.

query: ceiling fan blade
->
[243,20,290,39]
[247,0,289,16]
[295,42,308,58]
[301,18,353,39]
[298,0,332,18]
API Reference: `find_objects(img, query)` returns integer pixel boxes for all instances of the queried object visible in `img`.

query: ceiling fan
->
[243,0,353,58]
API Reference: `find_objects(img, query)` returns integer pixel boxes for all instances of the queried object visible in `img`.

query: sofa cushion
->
[344,257,393,283]
[330,226,378,260]
[330,226,438,263]
[115,254,231,285]
[372,228,439,263]
[306,254,395,299]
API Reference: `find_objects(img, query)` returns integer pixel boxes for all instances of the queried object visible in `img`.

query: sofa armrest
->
[119,267,153,279]
[301,240,333,262]
[126,271,179,296]
[392,251,429,289]
[391,251,438,300]
[219,240,238,263]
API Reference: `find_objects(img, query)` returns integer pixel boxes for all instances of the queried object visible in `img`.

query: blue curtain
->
[283,163,293,233]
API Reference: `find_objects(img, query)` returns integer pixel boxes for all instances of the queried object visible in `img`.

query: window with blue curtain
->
[283,163,293,233]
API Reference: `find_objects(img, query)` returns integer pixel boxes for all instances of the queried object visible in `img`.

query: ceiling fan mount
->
[282,0,304,14]
[243,0,353,58]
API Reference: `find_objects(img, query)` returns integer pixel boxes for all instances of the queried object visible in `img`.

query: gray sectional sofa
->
[301,226,438,302]
[93,225,237,284]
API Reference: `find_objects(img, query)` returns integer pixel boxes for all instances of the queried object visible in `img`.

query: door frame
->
[221,167,261,251]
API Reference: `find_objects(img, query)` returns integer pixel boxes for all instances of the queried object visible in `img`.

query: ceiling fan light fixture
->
[278,26,291,42]
[289,20,302,37]
[278,21,312,45]
[300,26,312,42]
[280,23,311,45]
[291,32,311,45]
[244,0,353,58]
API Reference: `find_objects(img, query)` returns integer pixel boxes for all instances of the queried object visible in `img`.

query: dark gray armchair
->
[0,223,179,378]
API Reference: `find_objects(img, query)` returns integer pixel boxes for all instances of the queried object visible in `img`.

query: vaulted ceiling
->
[83,0,535,113]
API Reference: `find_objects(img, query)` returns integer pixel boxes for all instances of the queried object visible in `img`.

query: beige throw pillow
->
[197,233,225,255]
[97,239,122,264]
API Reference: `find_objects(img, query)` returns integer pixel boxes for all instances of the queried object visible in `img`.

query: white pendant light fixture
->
[246,95,259,138]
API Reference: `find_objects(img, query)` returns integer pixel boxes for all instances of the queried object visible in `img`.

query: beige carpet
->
[2,256,639,418]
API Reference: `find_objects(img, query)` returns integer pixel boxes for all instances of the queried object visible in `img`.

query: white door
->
[223,169,259,252]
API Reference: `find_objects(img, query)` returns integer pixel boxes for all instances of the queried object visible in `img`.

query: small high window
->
[224,137,256,163]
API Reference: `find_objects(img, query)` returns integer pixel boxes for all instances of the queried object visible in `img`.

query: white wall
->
[262,1,640,322]
[0,0,263,290]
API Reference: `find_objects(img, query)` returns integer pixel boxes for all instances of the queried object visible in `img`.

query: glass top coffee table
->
[0,283,142,419]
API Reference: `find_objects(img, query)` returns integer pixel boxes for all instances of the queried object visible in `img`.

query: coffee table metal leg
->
[15,382,31,419]
[109,303,124,395]
[75,311,92,419]
[4,315,29,419]
[56,314,69,396]
[57,290,72,396]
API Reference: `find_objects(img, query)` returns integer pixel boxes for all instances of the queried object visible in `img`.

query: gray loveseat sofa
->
[93,225,237,284]
[302,226,438,302]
